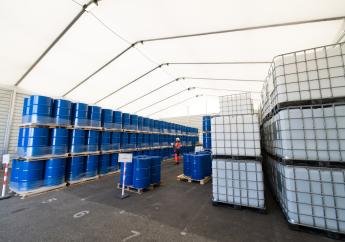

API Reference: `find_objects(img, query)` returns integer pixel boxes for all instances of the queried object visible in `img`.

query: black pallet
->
[212,201,267,214]
[262,97,345,124]
[212,155,262,162]
[287,221,345,240]
[264,152,345,169]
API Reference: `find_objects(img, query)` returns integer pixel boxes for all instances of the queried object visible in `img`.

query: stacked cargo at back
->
[212,93,265,210]
[202,116,211,150]
[261,42,345,236]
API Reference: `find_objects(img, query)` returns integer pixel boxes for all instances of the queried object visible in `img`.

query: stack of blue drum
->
[119,155,162,189]
[183,152,212,180]
[12,94,200,193]
[202,116,212,150]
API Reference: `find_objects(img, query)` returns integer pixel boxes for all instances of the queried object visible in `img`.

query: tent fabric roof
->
[1,0,345,118]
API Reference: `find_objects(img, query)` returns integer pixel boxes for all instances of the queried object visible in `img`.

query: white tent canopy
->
[1,0,344,118]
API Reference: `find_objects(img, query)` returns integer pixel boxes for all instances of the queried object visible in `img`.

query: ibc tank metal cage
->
[261,42,345,120]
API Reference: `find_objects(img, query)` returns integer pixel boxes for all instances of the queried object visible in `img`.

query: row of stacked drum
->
[261,42,345,235]
[183,152,212,180]
[10,154,119,191]
[17,127,198,157]
[119,155,163,189]
[10,148,183,192]
[202,116,211,150]
[22,95,198,135]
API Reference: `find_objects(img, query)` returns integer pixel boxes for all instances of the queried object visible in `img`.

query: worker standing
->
[173,138,182,164]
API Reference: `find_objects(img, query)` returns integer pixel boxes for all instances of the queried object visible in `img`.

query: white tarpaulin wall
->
[0,0,344,118]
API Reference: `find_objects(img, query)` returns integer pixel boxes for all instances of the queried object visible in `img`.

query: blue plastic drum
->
[121,132,129,149]
[137,116,143,131]
[85,155,99,177]
[183,154,191,176]
[128,133,136,149]
[88,105,101,127]
[122,113,130,130]
[113,111,122,129]
[111,132,121,150]
[65,156,85,181]
[99,154,110,175]
[150,156,162,184]
[86,130,100,152]
[44,158,66,186]
[130,114,138,130]
[100,131,111,151]
[28,95,53,124]
[17,160,44,191]
[50,128,68,155]
[17,127,49,157]
[101,109,113,128]
[109,153,119,171]
[202,116,211,132]
[69,129,86,153]
[132,156,151,189]
[53,99,72,125]
[143,117,149,131]
[9,159,19,190]
[72,103,88,126]
[190,154,205,180]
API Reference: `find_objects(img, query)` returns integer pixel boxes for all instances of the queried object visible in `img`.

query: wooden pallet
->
[19,123,73,129]
[176,174,211,185]
[117,183,160,194]
[287,220,345,240]
[66,176,99,186]
[69,151,101,157]
[100,149,120,154]
[99,170,120,177]
[11,183,67,199]
[212,200,267,214]
[71,125,103,130]
[17,153,69,161]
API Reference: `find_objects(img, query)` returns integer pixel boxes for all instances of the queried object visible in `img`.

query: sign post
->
[1,154,12,200]
[118,153,133,199]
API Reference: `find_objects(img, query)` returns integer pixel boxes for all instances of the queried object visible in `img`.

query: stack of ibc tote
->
[212,93,265,210]
[261,42,345,235]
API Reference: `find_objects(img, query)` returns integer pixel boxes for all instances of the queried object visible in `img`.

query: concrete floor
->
[0,161,337,242]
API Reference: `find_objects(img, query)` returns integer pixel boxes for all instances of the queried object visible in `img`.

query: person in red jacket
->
[173,138,182,164]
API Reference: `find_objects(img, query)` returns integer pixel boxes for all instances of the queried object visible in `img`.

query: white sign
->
[2,154,10,164]
[119,153,133,163]
[195,146,203,152]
